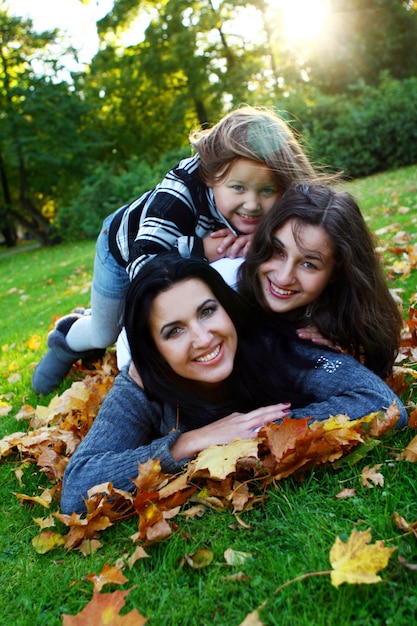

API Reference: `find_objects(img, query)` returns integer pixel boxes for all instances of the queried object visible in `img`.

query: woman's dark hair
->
[238,183,403,378]
[124,252,307,419]
[125,252,248,414]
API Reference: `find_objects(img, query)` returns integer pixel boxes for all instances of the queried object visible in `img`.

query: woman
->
[238,183,403,378]
[60,253,407,514]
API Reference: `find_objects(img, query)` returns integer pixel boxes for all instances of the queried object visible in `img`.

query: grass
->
[1,166,417,625]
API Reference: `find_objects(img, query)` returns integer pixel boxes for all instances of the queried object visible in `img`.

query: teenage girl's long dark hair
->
[238,184,403,378]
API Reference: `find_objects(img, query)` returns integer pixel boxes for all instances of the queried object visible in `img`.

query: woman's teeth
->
[195,345,221,362]
[270,282,295,296]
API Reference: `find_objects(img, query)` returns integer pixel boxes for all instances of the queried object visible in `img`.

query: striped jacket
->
[108,154,233,280]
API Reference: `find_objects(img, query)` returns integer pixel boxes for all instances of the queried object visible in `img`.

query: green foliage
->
[285,74,417,178]
[52,148,190,242]
[2,0,417,248]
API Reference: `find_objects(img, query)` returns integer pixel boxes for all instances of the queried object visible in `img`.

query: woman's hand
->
[296,325,337,349]
[170,403,291,461]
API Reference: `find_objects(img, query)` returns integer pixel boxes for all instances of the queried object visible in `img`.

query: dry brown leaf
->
[238,607,265,626]
[127,546,150,569]
[361,464,384,488]
[401,434,417,462]
[335,488,357,499]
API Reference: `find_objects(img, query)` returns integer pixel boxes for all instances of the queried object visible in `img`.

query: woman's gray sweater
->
[61,341,408,514]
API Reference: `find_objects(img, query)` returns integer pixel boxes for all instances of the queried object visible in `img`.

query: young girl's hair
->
[189,105,322,190]
[238,184,403,378]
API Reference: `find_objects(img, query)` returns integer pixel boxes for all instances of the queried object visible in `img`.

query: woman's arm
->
[61,366,291,513]
[60,369,184,513]
[288,343,408,427]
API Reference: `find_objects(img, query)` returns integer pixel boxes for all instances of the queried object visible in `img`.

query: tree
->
[0,6,101,244]
[306,0,417,93]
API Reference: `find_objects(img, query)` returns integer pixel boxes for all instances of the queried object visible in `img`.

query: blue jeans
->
[65,211,130,352]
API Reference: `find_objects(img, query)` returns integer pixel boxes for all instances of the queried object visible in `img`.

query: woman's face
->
[258,219,335,314]
[149,279,238,389]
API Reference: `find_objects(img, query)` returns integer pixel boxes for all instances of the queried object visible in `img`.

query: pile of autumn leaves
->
[1,308,417,624]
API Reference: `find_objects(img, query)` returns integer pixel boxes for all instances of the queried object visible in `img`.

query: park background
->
[1,0,417,247]
[1,1,417,625]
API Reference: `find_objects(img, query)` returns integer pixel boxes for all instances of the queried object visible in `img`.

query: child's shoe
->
[31,314,104,395]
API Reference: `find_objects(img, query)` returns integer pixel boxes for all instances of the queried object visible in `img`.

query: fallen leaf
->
[183,548,214,569]
[187,438,260,480]
[401,434,417,462]
[86,563,128,592]
[238,607,265,626]
[398,555,417,571]
[224,548,252,566]
[32,531,66,554]
[329,528,395,587]
[361,464,384,488]
[335,488,357,499]
[127,546,150,569]
[26,335,41,351]
[62,589,147,625]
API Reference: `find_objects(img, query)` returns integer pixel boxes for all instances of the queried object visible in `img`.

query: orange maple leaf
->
[62,589,147,625]
[86,563,128,592]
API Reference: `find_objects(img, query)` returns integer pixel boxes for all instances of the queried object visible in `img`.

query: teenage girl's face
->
[149,279,238,389]
[210,158,281,234]
[258,219,335,314]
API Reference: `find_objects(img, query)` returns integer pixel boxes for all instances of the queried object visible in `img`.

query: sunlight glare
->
[279,0,329,44]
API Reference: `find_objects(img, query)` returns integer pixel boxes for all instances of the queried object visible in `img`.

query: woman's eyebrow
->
[196,298,217,314]
[159,298,217,334]
[272,236,285,247]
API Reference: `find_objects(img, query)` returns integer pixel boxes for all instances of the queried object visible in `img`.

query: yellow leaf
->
[188,438,260,480]
[26,334,41,351]
[329,528,395,587]
[32,531,66,554]
[0,401,12,417]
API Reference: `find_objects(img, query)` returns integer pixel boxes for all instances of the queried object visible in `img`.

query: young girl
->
[32,106,321,395]
[60,253,407,514]
[238,183,403,378]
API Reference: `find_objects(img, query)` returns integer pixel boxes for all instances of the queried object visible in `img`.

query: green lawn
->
[1,166,417,626]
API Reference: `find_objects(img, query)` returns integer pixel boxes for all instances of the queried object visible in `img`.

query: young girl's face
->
[149,278,238,389]
[258,219,335,314]
[210,158,281,234]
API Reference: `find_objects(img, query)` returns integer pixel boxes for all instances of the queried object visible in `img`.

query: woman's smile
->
[149,279,238,387]
[266,277,298,299]
[258,220,335,314]
[194,343,222,363]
